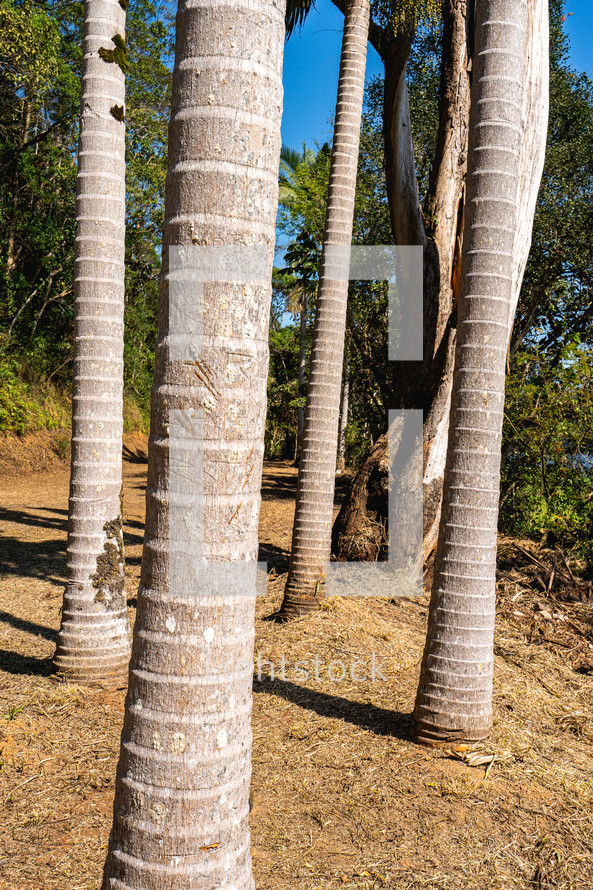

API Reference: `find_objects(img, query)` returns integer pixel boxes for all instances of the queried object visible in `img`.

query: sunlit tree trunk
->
[279,0,370,618]
[413,0,548,744]
[53,0,130,685]
[101,0,286,886]
[296,290,307,462]
[332,0,548,568]
[336,352,350,473]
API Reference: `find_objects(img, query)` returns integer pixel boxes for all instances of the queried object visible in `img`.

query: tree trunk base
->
[52,656,129,689]
[411,717,491,747]
[331,434,389,562]
[273,588,324,622]
[52,668,128,690]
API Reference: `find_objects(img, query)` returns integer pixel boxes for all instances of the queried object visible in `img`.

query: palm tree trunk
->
[413,0,542,744]
[296,289,307,462]
[101,1,286,886]
[53,0,130,685]
[332,0,548,566]
[336,352,350,473]
[279,0,370,619]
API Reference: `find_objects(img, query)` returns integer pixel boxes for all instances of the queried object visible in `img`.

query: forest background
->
[1,0,593,559]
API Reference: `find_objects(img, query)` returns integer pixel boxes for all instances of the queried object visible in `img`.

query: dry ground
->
[1,437,592,889]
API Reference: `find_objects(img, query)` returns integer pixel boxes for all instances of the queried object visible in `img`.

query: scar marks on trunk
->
[241,447,255,492]
[92,515,125,608]
[228,448,256,524]
[184,358,220,402]
[228,502,243,524]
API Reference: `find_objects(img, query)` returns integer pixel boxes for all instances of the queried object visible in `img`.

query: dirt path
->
[1,447,593,889]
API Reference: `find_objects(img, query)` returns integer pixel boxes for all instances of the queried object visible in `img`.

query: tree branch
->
[0,121,63,174]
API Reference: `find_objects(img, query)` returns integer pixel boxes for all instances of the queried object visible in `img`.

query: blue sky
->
[281,0,593,151]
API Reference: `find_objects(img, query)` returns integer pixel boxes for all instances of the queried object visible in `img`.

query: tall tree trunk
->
[53,0,130,685]
[336,352,350,472]
[101,1,286,887]
[279,0,370,619]
[295,289,307,462]
[332,1,471,561]
[412,0,548,745]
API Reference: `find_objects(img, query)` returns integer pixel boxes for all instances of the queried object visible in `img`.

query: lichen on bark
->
[92,517,125,607]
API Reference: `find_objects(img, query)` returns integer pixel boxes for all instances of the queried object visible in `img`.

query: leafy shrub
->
[501,345,593,560]
[0,354,68,434]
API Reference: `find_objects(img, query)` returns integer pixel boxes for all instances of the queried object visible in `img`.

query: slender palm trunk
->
[336,352,350,473]
[53,0,130,685]
[102,1,286,886]
[279,0,370,619]
[295,290,307,462]
[413,0,535,743]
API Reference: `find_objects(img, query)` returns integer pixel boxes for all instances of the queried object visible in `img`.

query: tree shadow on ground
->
[260,472,298,502]
[0,535,140,583]
[0,507,67,533]
[123,444,148,464]
[0,536,66,582]
[0,506,145,537]
[253,673,411,741]
[258,543,290,575]
[0,610,56,642]
[0,650,53,676]
[260,470,352,504]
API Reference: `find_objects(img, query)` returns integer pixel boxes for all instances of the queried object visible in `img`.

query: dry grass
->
[0,446,592,889]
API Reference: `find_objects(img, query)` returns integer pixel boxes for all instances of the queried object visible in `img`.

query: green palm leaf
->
[285,0,315,39]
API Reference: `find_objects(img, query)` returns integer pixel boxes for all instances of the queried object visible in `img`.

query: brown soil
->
[1,443,592,889]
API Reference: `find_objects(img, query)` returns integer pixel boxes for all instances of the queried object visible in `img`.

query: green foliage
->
[373,0,440,35]
[501,345,593,559]
[272,110,393,464]
[285,0,441,42]
[0,357,43,433]
[266,325,301,459]
[500,8,593,561]
[0,0,61,96]
[285,0,315,40]
[0,0,172,425]
[0,352,67,434]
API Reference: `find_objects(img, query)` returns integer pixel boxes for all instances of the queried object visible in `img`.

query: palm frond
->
[280,143,303,174]
[285,0,315,39]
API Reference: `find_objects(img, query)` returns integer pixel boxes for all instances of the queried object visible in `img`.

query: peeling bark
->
[334,1,471,561]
